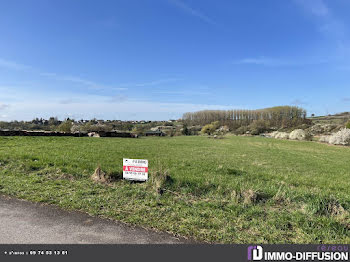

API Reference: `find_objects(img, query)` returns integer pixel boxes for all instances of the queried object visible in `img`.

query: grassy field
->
[0,135,349,243]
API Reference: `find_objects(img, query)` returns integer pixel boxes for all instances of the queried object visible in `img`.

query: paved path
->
[0,195,188,244]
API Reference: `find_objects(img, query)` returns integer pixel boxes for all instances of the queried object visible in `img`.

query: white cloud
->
[0,58,182,92]
[116,78,182,88]
[168,0,216,25]
[294,0,348,55]
[154,90,210,96]
[0,103,9,110]
[0,58,31,71]
[60,76,104,89]
[295,0,329,17]
[297,0,350,69]
[233,57,290,67]
[0,58,123,91]
[232,57,327,67]
[39,72,115,90]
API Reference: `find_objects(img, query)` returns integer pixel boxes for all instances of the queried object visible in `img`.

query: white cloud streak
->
[115,78,182,88]
[232,57,327,67]
[294,0,347,45]
[0,103,9,110]
[0,57,124,90]
[154,90,210,96]
[0,58,31,71]
[296,0,350,70]
[0,57,181,91]
[233,58,291,67]
[294,0,329,17]
[168,0,216,25]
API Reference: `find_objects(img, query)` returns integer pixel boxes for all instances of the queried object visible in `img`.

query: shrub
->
[270,131,289,139]
[319,135,330,143]
[211,121,220,130]
[249,120,268,135]
[234,126,249,135]
[131,126,146,135]
[57,120,73,133]
[289,129,312,141]
[201,124,214,135]
[328,128,350,145]
[201,121,220,135]
[182,124,190,135]
[80,122,113,132]
[346,121,350,129]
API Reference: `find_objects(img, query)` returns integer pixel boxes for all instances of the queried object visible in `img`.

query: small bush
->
[328,128,350,145]
[319,135,330,143]
[57,120,73,133]
[248,120,269,135]
[182,124,190,135]
[270,131,289,139]
[149,169,172,195]
[201,121,221,135]
[234,126,249,135]
[289,129,312,141]
[201,124,215,135]
[346,121,350,129]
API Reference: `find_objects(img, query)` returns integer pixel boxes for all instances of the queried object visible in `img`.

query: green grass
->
[0,135,349,243]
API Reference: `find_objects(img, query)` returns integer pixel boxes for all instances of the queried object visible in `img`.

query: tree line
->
[0,117,176,133]
[182,106,308,129]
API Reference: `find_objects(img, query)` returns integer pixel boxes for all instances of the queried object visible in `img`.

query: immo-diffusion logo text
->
[247,246,263,261]
[247,245,349,261]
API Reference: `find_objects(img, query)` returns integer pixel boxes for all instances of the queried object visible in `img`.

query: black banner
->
[0,244,348,262]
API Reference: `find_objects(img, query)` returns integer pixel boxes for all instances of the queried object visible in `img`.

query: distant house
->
[145,130,166,136]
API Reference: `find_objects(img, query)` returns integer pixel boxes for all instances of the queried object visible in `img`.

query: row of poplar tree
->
[182,106,308,129]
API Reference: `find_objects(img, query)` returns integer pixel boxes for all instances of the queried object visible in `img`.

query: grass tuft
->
[91,166,111,184]
[149,169,172,195]
[308,196,347,217]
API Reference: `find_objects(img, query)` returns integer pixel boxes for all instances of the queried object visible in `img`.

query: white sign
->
[123,158,148,181]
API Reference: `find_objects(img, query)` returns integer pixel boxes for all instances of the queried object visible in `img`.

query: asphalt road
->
[0,195,188,244]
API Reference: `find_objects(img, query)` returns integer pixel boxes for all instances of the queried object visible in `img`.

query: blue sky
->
[0,0,350,121]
